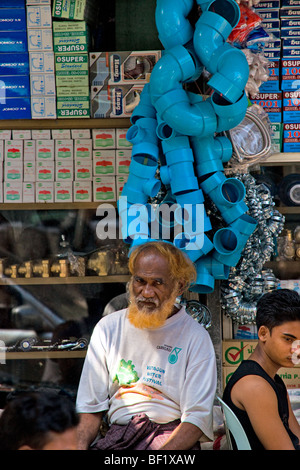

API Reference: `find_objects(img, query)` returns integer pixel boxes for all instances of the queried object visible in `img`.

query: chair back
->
[217,396,251,450]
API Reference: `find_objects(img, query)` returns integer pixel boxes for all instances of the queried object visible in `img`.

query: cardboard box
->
[0,53,29,76]
[250,92,282,122]
[71,128,90,139]
[74,139,92,159]
[116,128,132,148]
[30,73,56,96]
[12,130,31,140]
[31,96,56,119]
[93,176,116,201]
[283,122,300,151]
[52,0,99,21]
[92,128,115,149]
[283,90,300,122]
[0,97,31,120]
[56,95,90,118]
[116,175,128,199]
[4,161,22,181]
[51,129,71,140]
[55,160,74,181]
[23,182,35,203]
[23,160,35,182]
[55,53,89,79]
[29,52,55,74]
[36,139,54,160]
[26,5,52,29]
[55,181,73,202]
[4,181,22,202]
[36,181,53,201]
[116,150,131,175]
[93,150,116,175]
[222,340,257,367]
[27,29,53,52]
[282,59,300,91]
[55,139,73,160]
[0,141,4,161]
[53,20,89,53]
[5,140,23,160]
[0,8,26,31]
[31,129,51,139]
[0,31,28,53]
[90,84,144,118]
[89,51,161,86]
[24,140,36,160]
[74,159,92,180]
[36,160,54,181]
[73,180,92,201]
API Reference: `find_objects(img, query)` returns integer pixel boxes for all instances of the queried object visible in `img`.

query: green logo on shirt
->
[113,359,139,385]
[168,347,182,364]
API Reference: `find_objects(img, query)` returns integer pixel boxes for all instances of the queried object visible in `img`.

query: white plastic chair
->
[217,396,251,450]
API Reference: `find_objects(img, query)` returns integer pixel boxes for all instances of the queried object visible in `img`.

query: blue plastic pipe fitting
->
[200,171,248,224]
[155,0,194,49]
[191,134,233,176]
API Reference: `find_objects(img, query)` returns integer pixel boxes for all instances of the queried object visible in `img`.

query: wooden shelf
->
[4,350,86,360]
[0,275,130,285]
[0,118,131,130]
[263,153,300,165]
[0,202,117,211]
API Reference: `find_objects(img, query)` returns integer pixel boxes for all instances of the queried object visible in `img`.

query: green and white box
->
[73,180,92,201]
[5,140,23,160]
[36,181,54,202]
[36,161,54,181]
[55,181,73,202]
[93,176,116,202]
[23,182,35,203]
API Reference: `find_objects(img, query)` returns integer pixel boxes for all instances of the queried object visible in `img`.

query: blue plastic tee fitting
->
[191,134,233,176]
[200,171,248,224]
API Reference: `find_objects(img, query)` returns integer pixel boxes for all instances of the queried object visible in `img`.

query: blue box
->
[250,92,282,123]
[0,53,29,75]
[281,28,300,38]
[280,7,300,17]
[0,31,28,53]
[282,47,300,59]
[254,0,280,8]
[0,75,30,99]
[0,0,25,6]
[257,9,280,20]
[0,9,26,31]
[281,59,300,90]
[283,91,300,122]
[283,123,300,151]
[281,18,300,29]
[0,97,31,120]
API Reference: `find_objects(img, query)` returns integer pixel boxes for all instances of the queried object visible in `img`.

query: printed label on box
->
[36,181,53,201]
[73,181,92,201]
[93,176,116,201]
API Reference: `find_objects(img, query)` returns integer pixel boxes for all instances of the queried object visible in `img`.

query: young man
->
[0,391,79,450]
[223,288,300,450]
[76,241,217,450]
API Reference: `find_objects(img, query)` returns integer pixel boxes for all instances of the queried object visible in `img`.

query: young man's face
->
[260,321,300,369]
[128,250,183,329]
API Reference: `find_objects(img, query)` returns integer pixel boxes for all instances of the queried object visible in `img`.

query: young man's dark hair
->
[0,390,79,450]
[256,288,300,331]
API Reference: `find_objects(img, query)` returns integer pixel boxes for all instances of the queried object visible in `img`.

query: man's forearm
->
[159,422,203,450]
[77,412,103,450]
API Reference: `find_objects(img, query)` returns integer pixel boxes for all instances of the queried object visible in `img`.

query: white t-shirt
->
[76,307,217,440]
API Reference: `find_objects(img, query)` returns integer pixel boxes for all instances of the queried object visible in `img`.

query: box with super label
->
[53,20,89,53]
[93,176,116,202]
[283,122,300,151]
[250,92,282,123]
[281,59,300,91]
[90,84,144,119]
[89,51,161,86]
[283,90,300,122]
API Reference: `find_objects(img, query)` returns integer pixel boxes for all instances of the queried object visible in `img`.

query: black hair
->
[256,289,300,332]
[0,390,79,450]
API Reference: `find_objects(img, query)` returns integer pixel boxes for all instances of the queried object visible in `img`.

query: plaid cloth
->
[91,413,201,450]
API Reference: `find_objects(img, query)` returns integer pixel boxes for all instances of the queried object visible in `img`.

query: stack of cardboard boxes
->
[0,127,131,203]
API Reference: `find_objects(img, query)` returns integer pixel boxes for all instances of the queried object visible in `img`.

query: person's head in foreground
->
[0,390,79,450]
[255,288,300,368]
[127,241,197,329]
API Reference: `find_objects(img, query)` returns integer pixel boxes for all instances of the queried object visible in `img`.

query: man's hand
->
[77,412,103,450]
[159,422,203,450]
